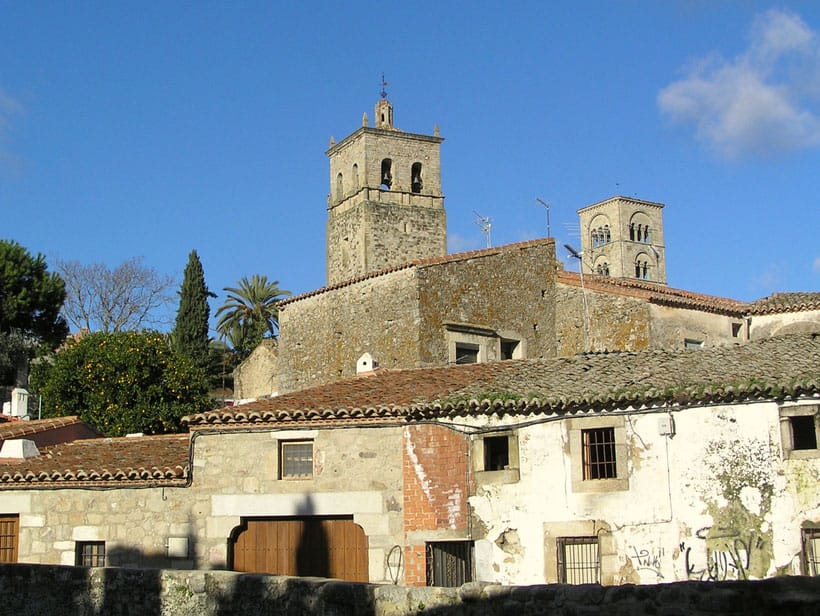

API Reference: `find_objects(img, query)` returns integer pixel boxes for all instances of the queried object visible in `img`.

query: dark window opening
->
[411,162,423,193]
[352,163,359,190]
[629,223,635,241]
[791,415,817,450]
[484,436,509,471]
[684,338,704,349]
[635,259,649,279]
[596,262,610,276]
[731,322,743,338]
[501,339,519,360]
[455,343,478,364]
[281,440,314,478]
[582,427,617,480]
[76,541,105,567]
[557,537,600,584]
[427,541,473,587]
[336,173,343,200]
[380,158,392,189]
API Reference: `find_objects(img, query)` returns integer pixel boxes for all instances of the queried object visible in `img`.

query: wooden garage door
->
[0,515,19,563]
[231,517,368,582]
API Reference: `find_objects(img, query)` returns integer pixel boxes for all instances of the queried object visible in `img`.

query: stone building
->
[233,96,820,399]
[1,334,818,586]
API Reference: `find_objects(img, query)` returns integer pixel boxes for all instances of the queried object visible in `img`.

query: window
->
[557,537,600,584]
[634,258,649,279]
[0,515,19,563]
[426,541,473,587]
[380,158,392,189]
[595,262,610,276]
[76,541,105,567]
[336,172,343,200]
[582,428,617,480]
[803,528,820,575]
[500,339,520,360]
[352,163,359,190]
[731,322,743,338]
[455,343,478,364]
[684,338,704,349]
[411,162,423,193]
[484,436,509,471]
[780,405,820,459]
[568,417,628,493]
[280,440,314,478]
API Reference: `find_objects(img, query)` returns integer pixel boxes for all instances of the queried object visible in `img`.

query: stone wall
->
[2,564,819,615]
[233,339,278,399]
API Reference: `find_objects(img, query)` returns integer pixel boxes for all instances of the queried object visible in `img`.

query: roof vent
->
[357,352,378,374]
[0,438,40,459]
[2,388,29,418]
[125,433,144,438]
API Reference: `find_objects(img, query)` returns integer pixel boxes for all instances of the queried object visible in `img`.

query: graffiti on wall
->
[680,526,766,581]
[628,545,665,579]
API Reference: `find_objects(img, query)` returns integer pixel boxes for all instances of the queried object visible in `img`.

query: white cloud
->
[658,9,820,159]
[813,257,820,273]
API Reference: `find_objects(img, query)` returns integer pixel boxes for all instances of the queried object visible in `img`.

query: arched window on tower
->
[352,164,359,191]
[629,223,635,241]
[642,225,650,243]
[635,256,649,280]
[596,261,610,276]
[380,159,392,189]
[336,173,344,201]
[411,162,423,193]
[603,225,611,243]
[591,229,600,248]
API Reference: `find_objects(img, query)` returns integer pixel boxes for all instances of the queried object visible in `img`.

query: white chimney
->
[10,388,29,417]
[357,352,378,374]
[0,438,40,459]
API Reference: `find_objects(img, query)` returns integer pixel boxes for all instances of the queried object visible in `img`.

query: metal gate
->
[230,517,368,582]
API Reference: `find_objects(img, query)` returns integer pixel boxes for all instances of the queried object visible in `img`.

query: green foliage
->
[30,331,209,436]
[0,240,68,385]
[215,274,290,360]
[172,250,212,372]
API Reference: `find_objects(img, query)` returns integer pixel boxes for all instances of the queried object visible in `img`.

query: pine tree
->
[172,250,211,372]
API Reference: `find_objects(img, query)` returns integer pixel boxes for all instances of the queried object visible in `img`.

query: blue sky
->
[2,1,818,333]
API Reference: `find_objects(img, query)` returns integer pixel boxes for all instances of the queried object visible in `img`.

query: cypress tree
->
[172,250,211,372]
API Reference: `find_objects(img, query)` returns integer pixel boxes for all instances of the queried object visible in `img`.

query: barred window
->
[803,529,820,576]
[280,440,313,479]
[582,427,617,480]
[76,541,105,567]
[557,536,600,584]
[426,541,473,587]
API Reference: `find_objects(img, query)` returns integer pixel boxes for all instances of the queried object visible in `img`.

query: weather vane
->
[380,73,389,99]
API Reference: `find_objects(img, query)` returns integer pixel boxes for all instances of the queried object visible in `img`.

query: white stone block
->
[72,526,101,541]
[20,514,44,527]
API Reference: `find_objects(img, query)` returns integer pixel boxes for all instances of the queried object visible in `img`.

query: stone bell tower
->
[325,84,446,285]
[578,196,667,284]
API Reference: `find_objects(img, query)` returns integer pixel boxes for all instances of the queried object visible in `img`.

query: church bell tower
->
[325,83,446,285]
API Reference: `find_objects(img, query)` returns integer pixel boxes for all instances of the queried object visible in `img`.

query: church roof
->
[184,333,819,428]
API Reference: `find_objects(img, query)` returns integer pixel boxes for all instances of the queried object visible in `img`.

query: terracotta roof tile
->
[185,333,820,427]
[556,271,747,315]
[0,416,92,440]
[0,433,189,489]
[747,292,820,315]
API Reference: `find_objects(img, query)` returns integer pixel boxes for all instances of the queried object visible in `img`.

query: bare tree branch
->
[56,257,175,332]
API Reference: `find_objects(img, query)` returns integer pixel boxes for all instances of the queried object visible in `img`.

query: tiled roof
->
[0,433,189,489]
[280,238,555,306]
[556,271,747,315]
[747,292,820,315]
[184,333,820,427]
[0,416,91,440]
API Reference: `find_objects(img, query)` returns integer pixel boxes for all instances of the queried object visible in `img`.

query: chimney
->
[356,353,378,374]
[0,438,40,459]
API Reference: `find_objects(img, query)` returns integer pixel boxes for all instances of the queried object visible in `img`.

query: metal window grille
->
[803,529,820,576]
[582,427,617,480]
[281,441,313,478]
[76,541,105,567]
[557,537,600,584]
[426,541,473,587]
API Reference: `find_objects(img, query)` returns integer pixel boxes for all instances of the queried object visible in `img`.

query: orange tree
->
[31,331,209,436]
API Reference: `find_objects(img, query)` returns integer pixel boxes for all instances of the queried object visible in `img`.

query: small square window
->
[500,339,520,360]
[455,343,479,364]
[731,322,743,338]
[582,427,617,480]
[76,541,105,567]
[791,416,818,450]
[484,436,509,471]
[684,338,704,349]
[280,440,313,479]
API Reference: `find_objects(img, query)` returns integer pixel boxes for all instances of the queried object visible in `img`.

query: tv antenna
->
[535,198,552,237]
[474,211,492,248]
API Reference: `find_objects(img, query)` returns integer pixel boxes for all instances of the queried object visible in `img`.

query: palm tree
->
[215,275,290,359]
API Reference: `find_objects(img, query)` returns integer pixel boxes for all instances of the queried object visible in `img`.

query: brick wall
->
[402,424,470,586]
